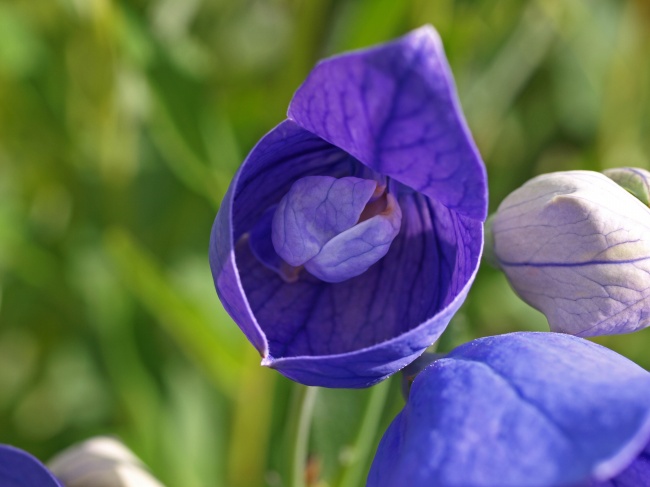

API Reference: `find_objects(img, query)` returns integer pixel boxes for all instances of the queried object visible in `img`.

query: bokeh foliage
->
[0,0,649,486]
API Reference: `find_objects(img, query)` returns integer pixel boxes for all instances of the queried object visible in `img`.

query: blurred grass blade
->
[148,93,229,209]
[104,227,241,397]
[200,109,242,178]
[162,362,228,487]
[291,386,318,487]
[464,0,558,155]
[227,346,277,487]
[330,0,408,51]
[337,379,391,487]
[70,248,166,471]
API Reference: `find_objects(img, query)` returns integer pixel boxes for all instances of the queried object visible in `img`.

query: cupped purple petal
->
[210,120,358,357]
[367,332,650,487]
[249,207,287,279]
[210,26,487,388]
[0,445,63,487]
[235,189,482,387]
[492,171,650,337]
[288,25,487,221]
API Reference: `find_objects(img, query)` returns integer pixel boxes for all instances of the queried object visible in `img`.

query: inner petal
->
[272,176,377,267]
[303,192,402,282]
[271,175,402,283]
[236,190,482,358]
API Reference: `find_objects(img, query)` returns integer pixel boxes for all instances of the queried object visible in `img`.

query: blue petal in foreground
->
[0,445,62,487]
[592,441,650,486]
[591,441,650,486]
[368,333,650,487]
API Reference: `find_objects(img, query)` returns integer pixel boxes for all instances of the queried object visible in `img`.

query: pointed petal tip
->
[287,24,487,221]
[409,24,441,43]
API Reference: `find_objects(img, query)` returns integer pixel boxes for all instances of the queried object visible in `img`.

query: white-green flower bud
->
[48,437,165,487]
[490,170,650,337]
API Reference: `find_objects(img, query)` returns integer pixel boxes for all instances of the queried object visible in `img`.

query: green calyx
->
[603,167,650,207]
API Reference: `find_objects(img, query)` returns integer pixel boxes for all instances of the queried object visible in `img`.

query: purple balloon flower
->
[0,445,62,487]
[368,332,650,487]
[209,25,487,388]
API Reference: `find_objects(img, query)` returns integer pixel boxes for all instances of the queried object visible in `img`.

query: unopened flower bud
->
[48,437,165,487]
[489,170,650,337]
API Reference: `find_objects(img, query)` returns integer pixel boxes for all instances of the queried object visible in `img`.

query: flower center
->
[271,175,402,283]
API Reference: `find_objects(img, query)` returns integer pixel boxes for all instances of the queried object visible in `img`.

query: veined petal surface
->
[236,185,481,387]
[368,333,650,487]
[210,26,487,388]
[288,25,486,220]
[492,171,650,336]
[210,120,358,358]
[272,176,378,267]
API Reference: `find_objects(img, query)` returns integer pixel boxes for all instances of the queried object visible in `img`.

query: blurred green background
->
[1,0,649,486]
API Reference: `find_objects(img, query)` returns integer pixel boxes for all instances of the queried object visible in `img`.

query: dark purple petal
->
[210,120,358,357]
[0,445,62,487]
[235,189,482,387]
[210,26,487,388]
[288,25,486,221]
[211,118,482,387]
[368,333,650,487]
[249,207,287,279]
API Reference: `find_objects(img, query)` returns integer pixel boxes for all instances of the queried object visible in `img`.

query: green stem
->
[338,379,392,487]
[291,386,318,487]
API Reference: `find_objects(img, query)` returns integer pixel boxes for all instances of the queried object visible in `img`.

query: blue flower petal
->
[368,333,650,487]
[271,175,377,267]
[303,190,402,283]
[0,445,62,487]
[210,120,357,358]
[288,25,486,221]
[241,192,480,387]
[591,442,650,486]
[249,206,288,279]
